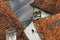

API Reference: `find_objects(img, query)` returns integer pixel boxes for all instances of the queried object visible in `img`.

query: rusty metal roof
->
[32,0,60,14]
[0,1,28,40]
[33,13,60,40]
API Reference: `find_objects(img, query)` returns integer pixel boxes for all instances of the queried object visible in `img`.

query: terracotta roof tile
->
[33,13,60,40]
[32,0,60,14]
[0,1,28,40]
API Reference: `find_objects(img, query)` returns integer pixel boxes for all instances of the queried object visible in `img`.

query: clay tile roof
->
[32,0,60,14]
[33,13,60,40]
[0,1,28,40]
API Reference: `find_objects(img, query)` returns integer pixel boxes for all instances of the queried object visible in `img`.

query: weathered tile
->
[32,0,60,14]
[33,13,60,40]
[0,1,28,40]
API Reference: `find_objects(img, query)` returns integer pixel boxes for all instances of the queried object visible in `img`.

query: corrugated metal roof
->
[6,0,34,26]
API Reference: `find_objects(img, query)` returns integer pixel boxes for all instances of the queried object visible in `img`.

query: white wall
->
[24,8,51,40]
[24,22,41,40]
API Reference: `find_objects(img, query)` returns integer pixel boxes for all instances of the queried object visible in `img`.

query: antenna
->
[33,0,35,13]
[33,5,34,12]
[32,0,35,20]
